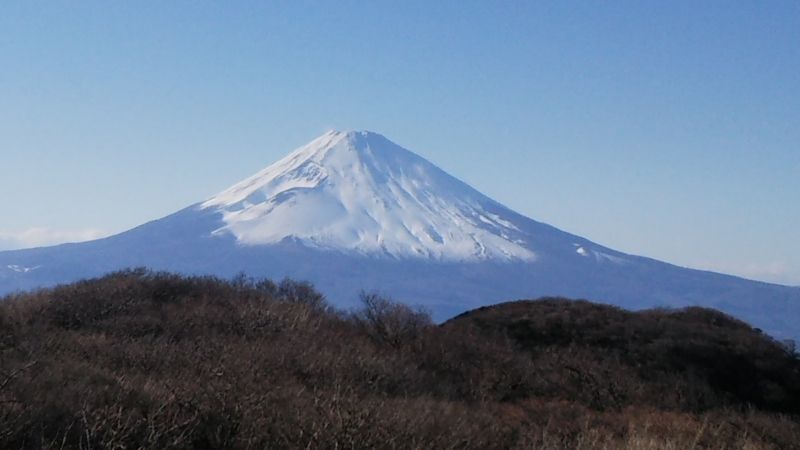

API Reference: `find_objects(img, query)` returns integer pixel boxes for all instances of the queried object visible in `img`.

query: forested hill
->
[2,270,798,449]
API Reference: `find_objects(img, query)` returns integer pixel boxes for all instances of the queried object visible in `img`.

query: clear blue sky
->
[1,1,798,285]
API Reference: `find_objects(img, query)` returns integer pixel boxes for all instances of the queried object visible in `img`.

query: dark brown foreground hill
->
[1,269,798,449]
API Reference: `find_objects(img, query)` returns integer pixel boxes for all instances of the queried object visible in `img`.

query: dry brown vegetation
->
[1,269,798,449]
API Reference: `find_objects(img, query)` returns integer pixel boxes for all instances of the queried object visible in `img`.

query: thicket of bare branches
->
[1,269,798,449]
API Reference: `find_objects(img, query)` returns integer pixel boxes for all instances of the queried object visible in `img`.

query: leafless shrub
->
[351,291,432,348]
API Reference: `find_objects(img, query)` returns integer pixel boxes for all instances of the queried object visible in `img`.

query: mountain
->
[1,130,798,339]
[201,130,535,261]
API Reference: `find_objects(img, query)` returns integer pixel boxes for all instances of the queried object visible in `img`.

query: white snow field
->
[203,130,535,261]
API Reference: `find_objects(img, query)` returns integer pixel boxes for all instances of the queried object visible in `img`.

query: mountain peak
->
[200,131,536,262]
[323,129,388,139]
[309,129,390,147]
[202,129,424,208]
[299,129,409,162]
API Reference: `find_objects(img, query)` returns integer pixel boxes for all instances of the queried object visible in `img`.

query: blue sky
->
[1,1,798,285]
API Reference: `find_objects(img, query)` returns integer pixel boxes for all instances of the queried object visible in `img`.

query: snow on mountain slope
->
[201,130,536,261]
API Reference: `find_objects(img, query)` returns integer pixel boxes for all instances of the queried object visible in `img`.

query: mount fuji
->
[2,130,798,339]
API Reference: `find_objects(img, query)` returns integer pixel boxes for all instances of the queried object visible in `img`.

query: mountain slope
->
[1,130,798,339]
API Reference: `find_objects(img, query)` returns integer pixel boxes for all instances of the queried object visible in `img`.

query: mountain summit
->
[1,131,798,339]
[201,130,534,261]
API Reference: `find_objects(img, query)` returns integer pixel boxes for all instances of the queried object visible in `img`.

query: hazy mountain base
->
[1,270,798,449]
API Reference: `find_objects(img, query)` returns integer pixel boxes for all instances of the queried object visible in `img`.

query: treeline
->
[1,269,798,449]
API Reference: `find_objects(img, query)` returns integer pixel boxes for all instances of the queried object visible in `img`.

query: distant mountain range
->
[2,130,798,339]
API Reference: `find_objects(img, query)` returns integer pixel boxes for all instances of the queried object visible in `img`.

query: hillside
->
[1,270,798,449]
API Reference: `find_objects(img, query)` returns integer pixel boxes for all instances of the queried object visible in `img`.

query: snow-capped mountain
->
[1,130,798,339]
[202,130,534,261]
